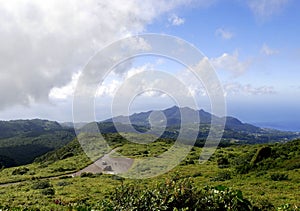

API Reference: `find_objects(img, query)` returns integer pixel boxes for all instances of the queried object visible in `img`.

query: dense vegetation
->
[0,134,299,210]
[0,117,298,168]
[99,176,256,210]
[0,120,75,167]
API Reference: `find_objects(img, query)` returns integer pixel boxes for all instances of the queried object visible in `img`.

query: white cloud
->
[0,0,193,111]
[223,82,276,96]
[215,28,234,40]
[211,51,250,77]
[247,0,290,19]
[95,64,154,98]
[260,43,279,56]
[168,14,185,26]
[49,72,81,100]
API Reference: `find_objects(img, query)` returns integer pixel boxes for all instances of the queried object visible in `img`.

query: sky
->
[0,0,300,131]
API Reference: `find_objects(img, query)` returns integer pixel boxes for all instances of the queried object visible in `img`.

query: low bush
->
[192,172,202,177]
[251,146,272,165]
[41,187,55,196]
[270,173,289,181]
[12,167,29,175]
[211,170,232,181]
[57,181,71,186]
[80,172,95,178]
[97,176,255,210]
[53,166,76,172]
[32,180,52,189]
[217,157,230,168]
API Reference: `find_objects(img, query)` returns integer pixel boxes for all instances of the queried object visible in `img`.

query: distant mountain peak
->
[102,106,261,133]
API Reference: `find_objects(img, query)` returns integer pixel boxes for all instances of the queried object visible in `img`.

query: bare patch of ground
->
[73,148,134,176]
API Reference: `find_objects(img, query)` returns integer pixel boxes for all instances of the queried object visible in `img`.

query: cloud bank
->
[0,0,193,110]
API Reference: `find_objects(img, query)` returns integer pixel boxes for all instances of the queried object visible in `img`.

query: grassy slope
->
[0,135,299,209]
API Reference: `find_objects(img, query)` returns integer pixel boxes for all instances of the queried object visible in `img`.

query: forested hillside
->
[0,120,75,168]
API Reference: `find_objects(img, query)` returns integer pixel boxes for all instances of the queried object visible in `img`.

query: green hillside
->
[0,119,75,168]
[0,133,299,210]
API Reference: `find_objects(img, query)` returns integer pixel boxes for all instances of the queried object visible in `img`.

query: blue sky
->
[0,0,299,130]
[144,0,300,129]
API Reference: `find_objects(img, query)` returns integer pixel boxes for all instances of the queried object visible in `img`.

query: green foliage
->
[270,173,289,181]
[253,199,276,211]
[34,138,82,164]
[0,119,62,139]
[31,180,52,189]
[0,131,75,167]
[80,172,95,178]
[217,157,230,168]
[251,146,272,165]
[211,170,232,181]
[52,166,76,172]
[233,139,300,174]
[284,157,300,170]
[41,187,55,196]
[100,176,254,210]
[56,181,71,186]
[233,151,254,174]
[277,203,300,211]
[0,136,300,209]
[12,167,29,175]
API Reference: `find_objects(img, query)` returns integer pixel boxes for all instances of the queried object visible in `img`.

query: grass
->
[0,154,91,184]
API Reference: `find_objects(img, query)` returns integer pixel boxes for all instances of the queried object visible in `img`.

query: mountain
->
[60,122,88,130]
[0,119,62,139]
[1,108,298,168]
[99,106,299,144]
[104,106,260,133]
[0,119,75,168]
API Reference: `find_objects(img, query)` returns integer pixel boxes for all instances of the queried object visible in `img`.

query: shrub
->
[284,157,300,170]
[255,171,267,177]
[57,181,71,186]
[253,199,275,210]
[111,175,124,181]
[217,157,230,168]
[12,167,29,175]
[270,173,289,181]
[233,151,255,174]
[251,146,272,165]
[192,172,202,177]
[59,175,73,179]
[211,170,232,181]
[41,187,55,196]
[53,166,75,172]
[80,172,95,178]
[60,152,74,159]
[32,180,52,189]
[99,176,255,210]
[277,203,299,210]
[235,163,252,174]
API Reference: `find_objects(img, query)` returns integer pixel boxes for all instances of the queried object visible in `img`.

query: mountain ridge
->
[103,106,261,133]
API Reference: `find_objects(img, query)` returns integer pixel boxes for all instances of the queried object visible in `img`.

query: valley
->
[0,107,299,210]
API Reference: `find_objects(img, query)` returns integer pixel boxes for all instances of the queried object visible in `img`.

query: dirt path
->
[72,148,134,176]
[0,148,134,187]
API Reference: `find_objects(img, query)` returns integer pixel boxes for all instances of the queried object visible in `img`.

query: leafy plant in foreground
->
[99,175,254,210]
